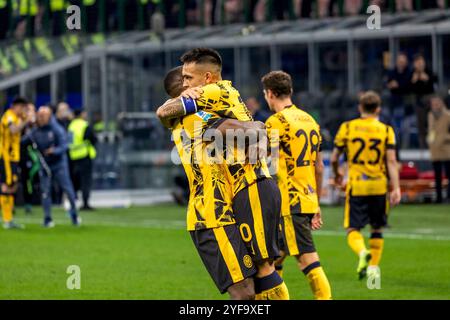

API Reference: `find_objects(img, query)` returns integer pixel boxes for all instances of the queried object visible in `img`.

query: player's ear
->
[204,72,213,84]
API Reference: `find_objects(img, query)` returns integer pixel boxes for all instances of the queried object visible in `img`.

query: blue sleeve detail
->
[181,97,198,115]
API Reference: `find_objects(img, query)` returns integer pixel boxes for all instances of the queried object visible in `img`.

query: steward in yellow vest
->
[68,109,97,210]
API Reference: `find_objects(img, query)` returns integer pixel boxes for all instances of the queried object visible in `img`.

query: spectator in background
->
[396,0,413,12]
[246,97,270,122]
[274,0,291,20]
[410,54,437,148]
[427,96,450,203]
[55,102,73,131]
[385,52,412,132]
[68,109,97,210]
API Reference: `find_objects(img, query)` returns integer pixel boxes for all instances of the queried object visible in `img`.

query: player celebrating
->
[0,97,31,229]
[161,66,264,300]
[330,91,401,280]
[263,71,332,300]
[157,48,289,300]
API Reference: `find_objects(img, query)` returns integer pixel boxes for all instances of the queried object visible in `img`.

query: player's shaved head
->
[180,48,223,88]
[180,48,222,71]
[164,66,184,98]
[359,91,381,114]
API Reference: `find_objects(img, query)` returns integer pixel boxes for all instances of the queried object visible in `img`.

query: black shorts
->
[0,160,19,190]
[190,224,257,294]
[279,214,316,256]
[232,178,281,264]
[345,193,388,229]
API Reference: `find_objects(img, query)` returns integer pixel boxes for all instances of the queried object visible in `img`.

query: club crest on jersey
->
[195,111,213,122]
[243,255,253,269]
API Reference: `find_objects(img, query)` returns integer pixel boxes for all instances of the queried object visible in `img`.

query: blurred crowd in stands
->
[0,0,449,40]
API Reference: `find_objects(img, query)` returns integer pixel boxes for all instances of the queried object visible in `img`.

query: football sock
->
[254,271,290,300]
[369,233,384,266]
[303,261,332,300]
[347,230,367,256]
[1,195,13,223]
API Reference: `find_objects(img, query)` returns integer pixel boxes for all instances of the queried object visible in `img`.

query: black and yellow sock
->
[303,261,332,300]
[1,195,13,223]
[254,271,290,300]
[275,264,284,278]
[369,233,384,266]
[347,230,367,256]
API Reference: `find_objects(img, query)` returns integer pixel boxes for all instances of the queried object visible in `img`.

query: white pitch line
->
[14,217,450,241]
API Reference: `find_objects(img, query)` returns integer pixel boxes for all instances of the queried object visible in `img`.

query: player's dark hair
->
[164,66,184,98]
[11,96,28,106]
[261,71,293,98]
[180,48,222,69]
[360,91,381,113]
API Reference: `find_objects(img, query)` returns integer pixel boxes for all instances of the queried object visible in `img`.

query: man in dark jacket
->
[22,107,80,228]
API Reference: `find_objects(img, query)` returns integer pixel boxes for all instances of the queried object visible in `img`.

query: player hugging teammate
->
[156,47,400,300]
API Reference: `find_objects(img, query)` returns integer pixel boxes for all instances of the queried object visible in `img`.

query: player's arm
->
[330,123,346,188]
[215,119,265,139]
[315,151,324,202]
[386,126,401,205]
[156,87,204,121]
[9,119,29,134]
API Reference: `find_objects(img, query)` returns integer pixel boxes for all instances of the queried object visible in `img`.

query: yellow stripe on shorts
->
[344,194,350,228]
[283,215,299,256]
[212,227,244,283]
[248,183,268,259]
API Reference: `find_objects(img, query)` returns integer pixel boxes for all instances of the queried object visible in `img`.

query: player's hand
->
[1,184,8,193]
[390,187,401,206]
[334,173,344,189]
[44,147,54,156]
[311,209,323,231]
[181,87,203,100]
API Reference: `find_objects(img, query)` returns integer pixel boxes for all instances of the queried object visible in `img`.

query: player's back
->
[334,117,396,196]
[195,80,272,196]
[171,112,235,231]
[266,105,321,215]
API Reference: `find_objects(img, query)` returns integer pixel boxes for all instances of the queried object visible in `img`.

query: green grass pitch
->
[1,203,449,300]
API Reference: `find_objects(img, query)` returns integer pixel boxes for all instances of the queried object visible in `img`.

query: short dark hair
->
[261,71,293,98]
[11,96,28,106]
[360,91,381,113]
[164,66,184,98]
[74,108,84,117]
[413,53,425,61]
[180,48,222,69]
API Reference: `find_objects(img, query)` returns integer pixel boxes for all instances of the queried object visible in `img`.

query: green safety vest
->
[50,0,65,11]
[0,0,7,10]
[68,118,97,160]
[83,0,95,6]
[20,0,38,16]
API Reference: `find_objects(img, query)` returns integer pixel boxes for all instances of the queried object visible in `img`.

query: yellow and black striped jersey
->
[266,105,321,216]
[192,80,272,196]
[171,111,235,231]
[334,117,396,196]
[0,109,21,163]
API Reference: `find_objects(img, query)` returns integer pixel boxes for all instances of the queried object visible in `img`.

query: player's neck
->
[273,99,293,113]
[360,112,377,119]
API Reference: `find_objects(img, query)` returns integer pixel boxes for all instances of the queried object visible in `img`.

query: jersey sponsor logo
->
[195,111,213,122]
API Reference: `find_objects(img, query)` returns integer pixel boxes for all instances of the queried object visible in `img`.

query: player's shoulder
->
[266,112,286,127]
[1,110,16,124]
